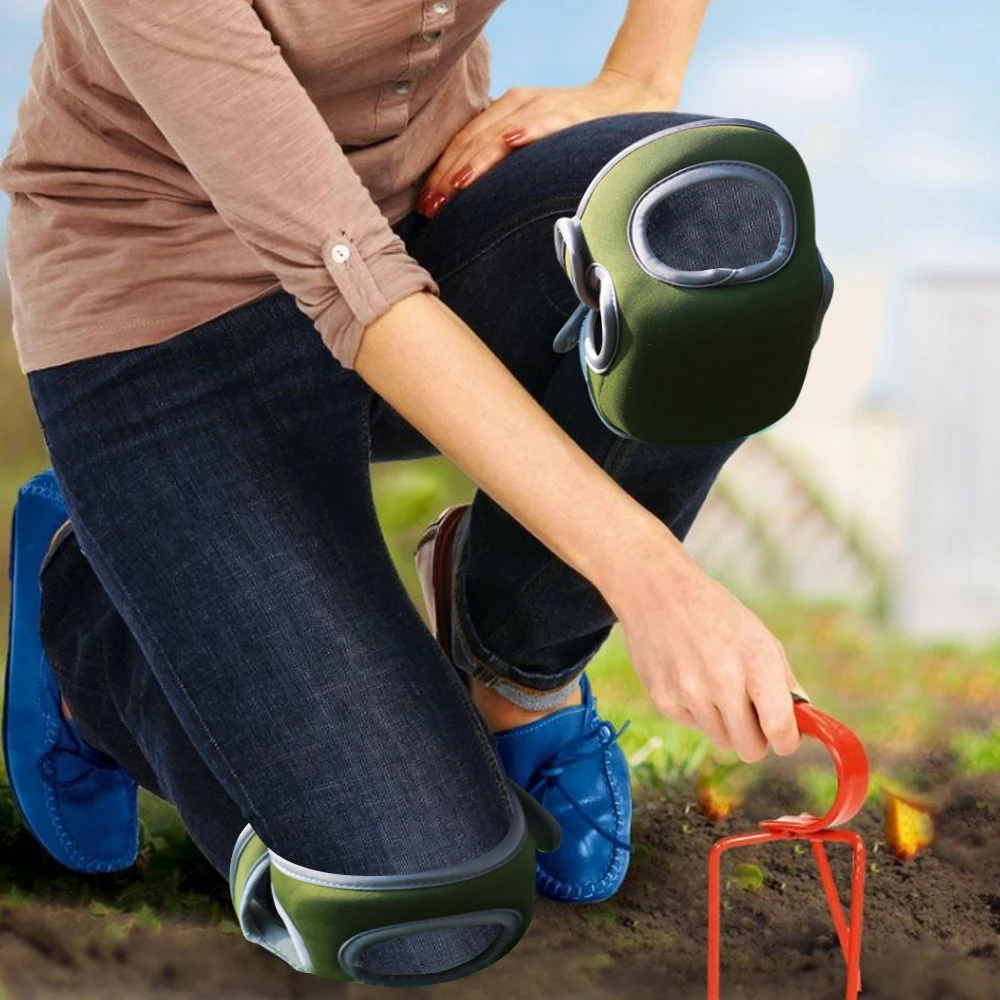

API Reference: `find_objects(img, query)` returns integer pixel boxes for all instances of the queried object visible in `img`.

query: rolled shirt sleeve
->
[78,0,440,369]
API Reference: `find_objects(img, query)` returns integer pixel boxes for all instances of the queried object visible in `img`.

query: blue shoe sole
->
[3,474,139,873]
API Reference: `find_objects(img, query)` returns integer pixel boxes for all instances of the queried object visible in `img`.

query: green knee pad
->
[552,117,834,446]
[229,778,560,987]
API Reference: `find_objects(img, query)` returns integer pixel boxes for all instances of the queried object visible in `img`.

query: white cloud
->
[875,129,998,191]
[692,40,871,117]
[897,228,1000,271]
[685,40,872,172]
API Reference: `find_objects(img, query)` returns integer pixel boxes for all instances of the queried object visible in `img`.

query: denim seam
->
[482,432,638,656]
[430,201,581,287]
[539,251,586,319]
[48,480,270,846]
[452,545,594,695]
[454,607,585,696]
[357,390,512,820]
[449,524,573,694]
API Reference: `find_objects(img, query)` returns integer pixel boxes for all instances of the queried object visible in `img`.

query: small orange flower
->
[696,781,743,821]
[882,786,935,861]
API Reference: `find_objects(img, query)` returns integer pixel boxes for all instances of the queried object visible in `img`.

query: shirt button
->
[420,29,443,42]
[393,80,413,95]
[330,243,351,263]
[431,1,450,13]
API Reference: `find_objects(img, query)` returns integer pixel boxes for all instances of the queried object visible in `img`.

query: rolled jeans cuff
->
[447,507,589,712]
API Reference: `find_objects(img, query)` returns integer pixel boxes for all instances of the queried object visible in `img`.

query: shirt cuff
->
[315,229,440,370]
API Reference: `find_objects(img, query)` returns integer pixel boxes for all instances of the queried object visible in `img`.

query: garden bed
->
[1,748,997,999]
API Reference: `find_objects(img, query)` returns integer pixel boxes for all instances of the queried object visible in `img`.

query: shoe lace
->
[525,718,634,853]
[41,713,122,789]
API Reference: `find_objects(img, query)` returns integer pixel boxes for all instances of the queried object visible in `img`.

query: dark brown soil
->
[1,753,998,999]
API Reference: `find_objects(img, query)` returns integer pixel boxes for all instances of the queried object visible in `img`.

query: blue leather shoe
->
[3,470,139,873]
[415,505,632,902]
[493,672,633,902]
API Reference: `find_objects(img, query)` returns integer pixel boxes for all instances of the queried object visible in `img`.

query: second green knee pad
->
[229,778,560,987]
[552,117,834,446]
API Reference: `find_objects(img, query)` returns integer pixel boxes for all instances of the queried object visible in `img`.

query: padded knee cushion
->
[229,778,560,986]
[552,117,834,446]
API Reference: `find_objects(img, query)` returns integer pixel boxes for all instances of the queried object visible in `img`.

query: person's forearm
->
[357,292,807,761]
[599,0,711,107]
[354,292,696,607]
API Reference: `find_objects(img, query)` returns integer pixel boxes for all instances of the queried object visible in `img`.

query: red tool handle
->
[759,694,870,835]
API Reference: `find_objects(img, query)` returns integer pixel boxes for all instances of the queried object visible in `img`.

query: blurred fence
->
[686,435,887,613]
[0,291,890,641]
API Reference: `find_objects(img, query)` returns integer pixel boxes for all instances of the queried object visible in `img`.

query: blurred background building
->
[2,0,999,639]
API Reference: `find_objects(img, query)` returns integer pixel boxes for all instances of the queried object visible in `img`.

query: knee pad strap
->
[229,778,560,986]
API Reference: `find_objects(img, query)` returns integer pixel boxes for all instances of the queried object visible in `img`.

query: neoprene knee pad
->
[229,778,560,986]
[552,117,834,446]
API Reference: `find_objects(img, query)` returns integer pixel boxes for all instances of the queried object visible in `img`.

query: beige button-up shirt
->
[0,0,503,373]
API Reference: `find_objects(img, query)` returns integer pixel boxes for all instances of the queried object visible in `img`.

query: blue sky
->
[2,0,998,273]
[486,0,1000,270]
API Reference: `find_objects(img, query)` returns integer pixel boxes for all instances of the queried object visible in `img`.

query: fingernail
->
[426,193,447,218]
[451,166,473,189]
[502,128,526,144]
[419,191,438,217]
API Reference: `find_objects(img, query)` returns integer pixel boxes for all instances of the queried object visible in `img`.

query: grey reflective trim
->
[577,334,632,440]
[573,117,778,221]
[338,908,523,988]
[627,160,797,288]
[581,264,619,374]
[553,217,567,270]
[554,215,599,311]
[269,778,526,892]
[552,301,588,353]
[271,885,313,973]
[243,898,305,970]
[813,249,835,345]
[236,852,306,971]
[238,852,271,937]
[229,822,256,895]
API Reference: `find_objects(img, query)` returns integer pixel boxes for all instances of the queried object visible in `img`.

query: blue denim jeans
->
[27,112,743,974]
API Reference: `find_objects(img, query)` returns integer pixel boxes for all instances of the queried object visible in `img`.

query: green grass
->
[2,573,992,924]
[0,290,997,922]
[953,727,1000,775]
[2,456,998,920]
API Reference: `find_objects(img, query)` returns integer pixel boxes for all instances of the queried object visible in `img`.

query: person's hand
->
[603,529,810,762]
[417,69,674,218]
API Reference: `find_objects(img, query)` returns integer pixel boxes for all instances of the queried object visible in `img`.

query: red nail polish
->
[418,191,436,216]
[452,167,473,189]
[502,128,525,143]
[427,193,447,218]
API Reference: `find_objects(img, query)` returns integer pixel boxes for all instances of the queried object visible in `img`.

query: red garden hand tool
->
[707,694,870,1000]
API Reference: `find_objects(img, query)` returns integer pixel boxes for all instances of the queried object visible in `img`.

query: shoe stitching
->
[14,480,100,869]
[529,689,632,897]
[423,504,632,890]
[526,719,629,850]
[35,656,137,870]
